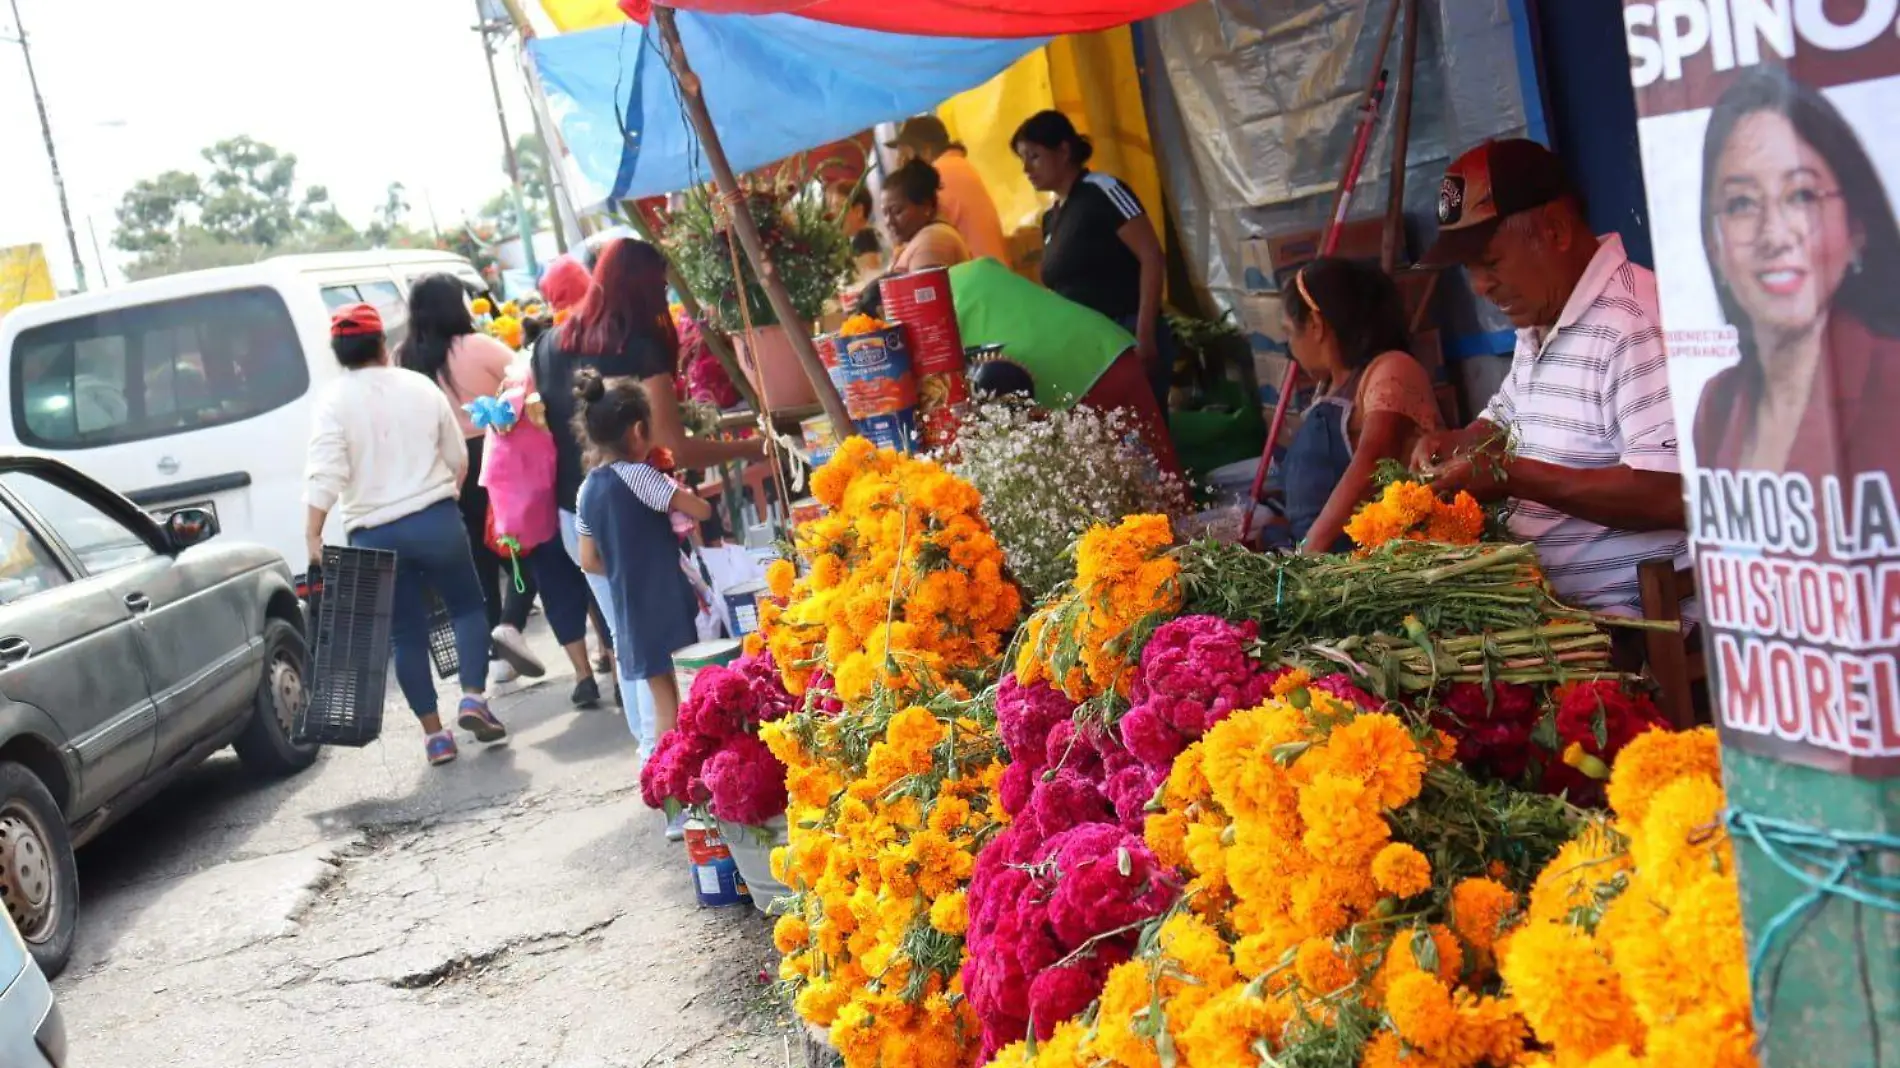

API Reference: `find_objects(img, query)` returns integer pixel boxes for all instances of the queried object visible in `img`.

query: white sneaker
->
[489,657,519,686]
[490,624,546,678]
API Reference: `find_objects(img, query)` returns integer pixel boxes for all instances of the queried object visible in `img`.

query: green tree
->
[196,136,301,247]
[113,170,204,255]
[111,136,378,278]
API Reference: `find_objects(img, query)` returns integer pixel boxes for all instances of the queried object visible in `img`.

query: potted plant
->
[638,651,797,913]
[666,169,851,413]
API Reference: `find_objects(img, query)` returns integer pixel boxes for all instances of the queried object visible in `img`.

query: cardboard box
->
[1263,217,1390,288]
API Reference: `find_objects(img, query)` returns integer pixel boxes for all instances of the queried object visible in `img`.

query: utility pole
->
[474,0,538,282]
[4,0,86,293]
[85,215,107,287]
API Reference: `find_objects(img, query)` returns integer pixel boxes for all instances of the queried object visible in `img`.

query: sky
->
[0,0,547,291]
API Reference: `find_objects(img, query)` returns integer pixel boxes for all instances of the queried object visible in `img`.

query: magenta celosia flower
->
[639,729,716,810]
[966,817,1178,1058]
[998,758,1036,818]
[1103,763,1162,832]
[1026,769,1116,840]
[733,651,797,724]
[702,733,789,826]
[1122,615,1276,769]
[1045,823,1176,947]
[997,674,1076,768]
[1118,699,1188,768]
[677,664,754,739]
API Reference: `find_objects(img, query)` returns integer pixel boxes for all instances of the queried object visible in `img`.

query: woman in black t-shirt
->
[1012,109,1171,404]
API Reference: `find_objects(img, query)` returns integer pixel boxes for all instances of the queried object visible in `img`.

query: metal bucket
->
[673,638,742,701]
[682,818,750,909]
[720,816,790,915]
[722,579,771,639]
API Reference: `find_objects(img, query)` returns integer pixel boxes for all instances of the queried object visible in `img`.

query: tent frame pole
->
[651,5,855,439]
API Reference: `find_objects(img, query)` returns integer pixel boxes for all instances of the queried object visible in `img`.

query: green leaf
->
[1531,710,1560,751]
[1117,846,1133,878]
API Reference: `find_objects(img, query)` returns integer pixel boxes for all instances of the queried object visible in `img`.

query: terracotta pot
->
[733,323,818,412]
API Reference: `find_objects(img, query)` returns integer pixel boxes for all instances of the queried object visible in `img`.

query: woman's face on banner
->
[1712,110,1860,340]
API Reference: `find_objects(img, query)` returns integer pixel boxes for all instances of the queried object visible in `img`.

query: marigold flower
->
[1449,877,1517,953]
[1371,842,1432,898]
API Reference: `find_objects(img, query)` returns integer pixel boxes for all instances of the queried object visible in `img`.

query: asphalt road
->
[54,621,796,1068]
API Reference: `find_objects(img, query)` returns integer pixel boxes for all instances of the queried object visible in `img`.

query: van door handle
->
[0,637,31,665]
[124,593,151,614]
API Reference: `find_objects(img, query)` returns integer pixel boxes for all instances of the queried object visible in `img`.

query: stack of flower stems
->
[1179,540,1671,689]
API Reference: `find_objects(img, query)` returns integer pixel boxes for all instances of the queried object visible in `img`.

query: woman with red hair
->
[532,240,765,792]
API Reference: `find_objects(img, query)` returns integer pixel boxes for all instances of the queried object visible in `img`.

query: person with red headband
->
[303,303,508,766]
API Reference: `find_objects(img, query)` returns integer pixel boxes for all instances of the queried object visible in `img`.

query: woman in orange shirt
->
[883,158,973,275]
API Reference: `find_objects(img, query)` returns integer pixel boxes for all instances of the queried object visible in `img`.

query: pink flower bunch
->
[993,677,1159,837]
[965,821,1177,1059]
[640,655,796,824]
[701,733,790,826]
[675,315,743,409]
[1117,615,1278,768]
[640,729,715,810]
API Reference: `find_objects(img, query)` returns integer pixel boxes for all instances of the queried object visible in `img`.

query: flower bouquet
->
[638,651,798,910]
[665,170,852,333]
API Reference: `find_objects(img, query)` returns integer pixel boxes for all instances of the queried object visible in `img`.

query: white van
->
[0,250,491,584]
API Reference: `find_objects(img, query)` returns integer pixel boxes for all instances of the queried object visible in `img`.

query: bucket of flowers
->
[639,650,798,913]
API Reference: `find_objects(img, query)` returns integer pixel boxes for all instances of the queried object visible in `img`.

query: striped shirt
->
[573,460,676,537]
[1480,234,1691,615]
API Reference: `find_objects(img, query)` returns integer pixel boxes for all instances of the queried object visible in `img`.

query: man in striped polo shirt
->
[1416,139,1692,621]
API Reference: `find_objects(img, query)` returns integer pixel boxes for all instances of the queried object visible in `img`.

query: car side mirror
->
[165,507,219,550]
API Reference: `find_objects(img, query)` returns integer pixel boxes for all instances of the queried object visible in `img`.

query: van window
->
[12,288,308,450]
[321,280,409,349]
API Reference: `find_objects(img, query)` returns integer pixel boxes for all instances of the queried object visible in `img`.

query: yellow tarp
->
[937,26,1163,249]
[0,245,55,317]
[533,0,627,32]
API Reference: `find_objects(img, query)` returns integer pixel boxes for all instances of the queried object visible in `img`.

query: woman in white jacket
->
[302,302,507,767]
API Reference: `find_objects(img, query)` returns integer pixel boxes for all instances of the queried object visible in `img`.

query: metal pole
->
[7,0,85,293]
[651,5,853,438]
[85,215,107,287]
[487,0,569,256]
[475,0,538,281]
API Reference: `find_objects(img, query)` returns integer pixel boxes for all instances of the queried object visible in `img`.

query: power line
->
[6,0,86,293]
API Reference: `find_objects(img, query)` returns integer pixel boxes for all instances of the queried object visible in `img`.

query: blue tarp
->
[526,12,1044,206]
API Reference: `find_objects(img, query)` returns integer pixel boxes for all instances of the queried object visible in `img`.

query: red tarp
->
[619,0,1195,37]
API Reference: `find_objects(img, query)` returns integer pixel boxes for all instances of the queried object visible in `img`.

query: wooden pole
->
[622,206,763,415]
[650,5,854,439]
[1381,0,1422,273]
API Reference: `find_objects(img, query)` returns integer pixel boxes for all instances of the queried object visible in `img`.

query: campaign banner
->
[1625,1,1900,774]
[0,244,55,317]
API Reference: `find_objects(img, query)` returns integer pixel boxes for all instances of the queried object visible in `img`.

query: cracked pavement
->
[55,621,794,1067]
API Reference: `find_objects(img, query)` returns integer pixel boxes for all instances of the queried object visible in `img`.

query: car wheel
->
[0,761,77,978]
[233,618,319,777]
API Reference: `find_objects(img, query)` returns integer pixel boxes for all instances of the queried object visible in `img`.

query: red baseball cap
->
[329,302,384,338]
[1421,139,1575,266]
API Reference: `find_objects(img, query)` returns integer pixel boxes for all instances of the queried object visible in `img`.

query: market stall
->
[633,435,1751,1067]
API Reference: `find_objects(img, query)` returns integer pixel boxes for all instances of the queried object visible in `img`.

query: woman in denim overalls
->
[1278,258,1446,552]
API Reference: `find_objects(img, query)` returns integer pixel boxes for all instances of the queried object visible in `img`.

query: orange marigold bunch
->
[1345,480,1485,552]
[764,437,1021,701]
[1501,727,1755,1068]
[1015,513,1183,701]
